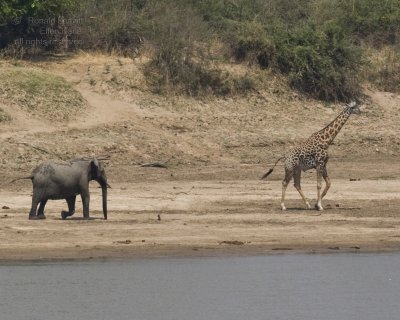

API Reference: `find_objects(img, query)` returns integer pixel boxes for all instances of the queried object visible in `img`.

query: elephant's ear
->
[90,159,100,179]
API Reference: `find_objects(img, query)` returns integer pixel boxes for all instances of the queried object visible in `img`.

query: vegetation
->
[0,67,85,120]
[1,0,399,100]
[0,0,80,22]
[0,107,11,123]
[365,46,400,92]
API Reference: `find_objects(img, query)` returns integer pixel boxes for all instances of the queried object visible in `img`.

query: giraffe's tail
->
[261,157,284,180]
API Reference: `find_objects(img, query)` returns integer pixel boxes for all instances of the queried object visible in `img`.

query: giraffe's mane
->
[315,107,349,134]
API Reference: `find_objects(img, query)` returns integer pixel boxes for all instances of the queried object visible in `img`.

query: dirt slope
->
[0,54,399,261]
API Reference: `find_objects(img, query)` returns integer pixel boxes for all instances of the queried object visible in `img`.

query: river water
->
[1,253,399,320]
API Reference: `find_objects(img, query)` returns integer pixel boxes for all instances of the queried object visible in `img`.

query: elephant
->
[12,158,110,220]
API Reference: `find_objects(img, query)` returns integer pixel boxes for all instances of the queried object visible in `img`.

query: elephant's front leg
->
[61,196,76,220]
[81,192,90,219]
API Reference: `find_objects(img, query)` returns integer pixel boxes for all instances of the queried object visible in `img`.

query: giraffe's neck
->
[311,108,352,149]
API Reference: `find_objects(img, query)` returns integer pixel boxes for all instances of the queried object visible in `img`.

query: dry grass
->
[0,66,86,121]
[0,107,11,123]
[365,46,400,93]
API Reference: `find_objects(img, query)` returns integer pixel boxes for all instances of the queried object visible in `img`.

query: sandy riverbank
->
[1,175,400,262]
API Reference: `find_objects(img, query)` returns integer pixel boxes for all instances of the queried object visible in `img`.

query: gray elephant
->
[12,158,109,220]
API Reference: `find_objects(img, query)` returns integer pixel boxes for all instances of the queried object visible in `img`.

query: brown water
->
[1,254,399,320]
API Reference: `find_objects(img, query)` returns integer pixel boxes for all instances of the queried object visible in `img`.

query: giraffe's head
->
[346,101,361,115]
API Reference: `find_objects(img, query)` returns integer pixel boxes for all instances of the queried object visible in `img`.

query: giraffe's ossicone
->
[261,101,360,211]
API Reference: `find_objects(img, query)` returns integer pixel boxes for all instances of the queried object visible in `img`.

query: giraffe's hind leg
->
[281,169,293,211]
[293,169,311,209]
[321,168,331,199]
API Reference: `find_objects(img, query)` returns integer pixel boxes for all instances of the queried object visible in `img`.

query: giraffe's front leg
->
[315,168,324,211]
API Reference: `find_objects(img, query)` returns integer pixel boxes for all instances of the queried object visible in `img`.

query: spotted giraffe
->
[261,102,360,211]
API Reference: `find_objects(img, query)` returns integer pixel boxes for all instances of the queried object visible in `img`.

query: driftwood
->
[219,240,245,246]
[140,162,168,168]
[135,157,172,169]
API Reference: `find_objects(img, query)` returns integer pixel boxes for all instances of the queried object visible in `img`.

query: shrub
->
[145,55,255,96]
[2,0,398,99]
[0,0,144,55]
[192,0,362,100]
[272,22,362,100]
[227,20,275,68]
[0,0,82,52]
[142,1,230,95]
[313,0,400,46]
[78,0,144,57]
[344,0,400,45]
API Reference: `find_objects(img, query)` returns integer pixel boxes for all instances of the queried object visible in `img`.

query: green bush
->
[0,0,145,55]
[313,0,400,46]
[0,0,82,51]
[0,0,81,22]
[342,0,400,45]
[191,0,362,100]
[226,20,274,68]
[143,2,204,93]
[2,0,399,99]
[273,22,362,100]
[145,51,255,96]
[142,1,257,96]
[78,0,144,56]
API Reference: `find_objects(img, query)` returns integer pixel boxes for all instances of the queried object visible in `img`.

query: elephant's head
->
[90,159,110,220]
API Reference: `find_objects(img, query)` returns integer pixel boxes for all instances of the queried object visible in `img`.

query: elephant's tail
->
[261,157,284,180]
[8,176,33,184]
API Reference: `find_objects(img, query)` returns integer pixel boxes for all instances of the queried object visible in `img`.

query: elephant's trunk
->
[101,185,108,220]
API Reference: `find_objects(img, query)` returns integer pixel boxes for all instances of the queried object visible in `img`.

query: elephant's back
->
[32,162,56,176]
[31,162,82,199]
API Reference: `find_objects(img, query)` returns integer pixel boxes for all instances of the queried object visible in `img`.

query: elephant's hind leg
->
[36,199,48,219]
[28,195,40,220]
[61,196,76,220]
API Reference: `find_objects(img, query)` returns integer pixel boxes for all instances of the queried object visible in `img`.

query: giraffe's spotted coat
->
[283,106,356,173]
[265,102,360,211]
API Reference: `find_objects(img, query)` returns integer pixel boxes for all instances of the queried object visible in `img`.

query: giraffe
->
[261,101,360,211]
